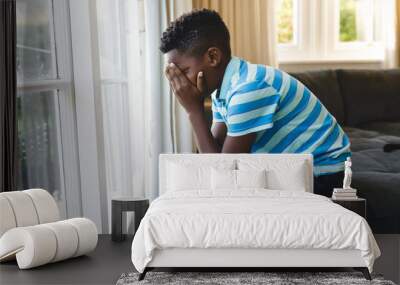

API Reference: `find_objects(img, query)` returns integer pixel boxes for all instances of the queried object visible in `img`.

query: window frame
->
[277,0,385,64]
[16,0,82,219]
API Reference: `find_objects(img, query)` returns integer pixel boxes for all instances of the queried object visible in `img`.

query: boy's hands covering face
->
[165,63,207,115]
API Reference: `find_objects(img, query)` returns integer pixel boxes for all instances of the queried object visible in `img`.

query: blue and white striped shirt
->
[211,57,351,176]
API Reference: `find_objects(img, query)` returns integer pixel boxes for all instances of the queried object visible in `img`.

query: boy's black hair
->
[160,9,231,57]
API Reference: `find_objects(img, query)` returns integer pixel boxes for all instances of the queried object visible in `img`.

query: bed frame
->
[140,248,371,280]
[138,154,372,281]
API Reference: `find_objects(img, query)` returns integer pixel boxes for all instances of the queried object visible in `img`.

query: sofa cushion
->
[344,127,400,172]
[337,69,400,127]
[290,70,345,124]
[359,121,400,137]
[344,126,400,233]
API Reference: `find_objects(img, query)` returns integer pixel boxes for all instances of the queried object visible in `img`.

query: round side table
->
[111,197,149,242]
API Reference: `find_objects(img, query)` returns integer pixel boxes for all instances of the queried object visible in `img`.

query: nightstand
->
[111,197,149,242]
[331,198,366,218]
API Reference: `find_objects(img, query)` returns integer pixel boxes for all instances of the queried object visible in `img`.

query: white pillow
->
[211,168,267,190]
[167,162,207,191]
[211,168,236,190]
[236,169,267,189]
[167,160,235,191]
[237,159,308,192]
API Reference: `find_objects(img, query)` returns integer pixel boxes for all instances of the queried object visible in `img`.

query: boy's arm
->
[211,122,227,149]
[190,111,256,153]
[166,63,256,153]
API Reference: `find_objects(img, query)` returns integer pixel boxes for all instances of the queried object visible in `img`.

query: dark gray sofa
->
[291,69,400,234]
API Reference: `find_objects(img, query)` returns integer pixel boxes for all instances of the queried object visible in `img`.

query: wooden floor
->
[1,234,398,285]
[0,235,134,285]
[373,234,400,284]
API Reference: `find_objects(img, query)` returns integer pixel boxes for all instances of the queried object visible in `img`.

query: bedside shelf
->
[331,198,366,218]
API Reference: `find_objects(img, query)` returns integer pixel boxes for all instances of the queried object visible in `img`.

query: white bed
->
[131,154,380,280]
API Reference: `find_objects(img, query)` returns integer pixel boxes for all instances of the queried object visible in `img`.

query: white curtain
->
[142,0,195,201]
[382,0,397,68]
[96,0,193,233]
[163,0,195,153]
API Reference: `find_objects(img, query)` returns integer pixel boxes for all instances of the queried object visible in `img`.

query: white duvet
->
[131,190,380,273]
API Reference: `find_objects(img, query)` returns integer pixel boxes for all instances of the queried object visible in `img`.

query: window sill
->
[278,57,384,65]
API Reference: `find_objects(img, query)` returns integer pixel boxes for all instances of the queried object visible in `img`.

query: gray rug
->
[116,271,396,285]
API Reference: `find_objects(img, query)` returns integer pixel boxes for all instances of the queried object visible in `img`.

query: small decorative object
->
[332,157,358,200]
[343,157,353,190]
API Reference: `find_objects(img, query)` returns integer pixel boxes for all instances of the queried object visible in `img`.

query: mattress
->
[131,189,380,273]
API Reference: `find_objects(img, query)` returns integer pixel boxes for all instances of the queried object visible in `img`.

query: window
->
[16,0,56,81]
[339,0,373,43]
[276,0,386,63]
[16,0,80,218]
[340,0,362,42]
[277,0,297,45]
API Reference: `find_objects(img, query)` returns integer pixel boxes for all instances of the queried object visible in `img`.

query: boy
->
[160,9,351,197]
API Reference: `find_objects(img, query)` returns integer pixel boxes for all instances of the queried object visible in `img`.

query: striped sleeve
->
[211,100,224,123]
[226,81,280,136]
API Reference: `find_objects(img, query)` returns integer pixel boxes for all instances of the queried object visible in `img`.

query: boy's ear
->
[205,47,222,67]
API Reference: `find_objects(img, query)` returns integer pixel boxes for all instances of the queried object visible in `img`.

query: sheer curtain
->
[382,0,398,68]
[96,0,194,233]
[164,0,195,153]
